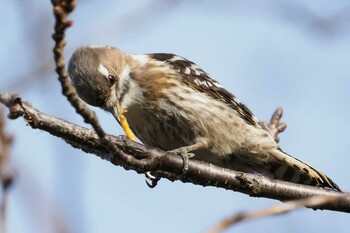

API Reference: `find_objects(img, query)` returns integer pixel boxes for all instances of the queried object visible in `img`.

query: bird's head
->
[68,46,132,121]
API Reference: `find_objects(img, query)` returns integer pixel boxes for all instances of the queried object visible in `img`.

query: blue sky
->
[1,1,349,232]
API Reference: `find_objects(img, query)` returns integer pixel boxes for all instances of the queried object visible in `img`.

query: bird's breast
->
[123,102,197,150]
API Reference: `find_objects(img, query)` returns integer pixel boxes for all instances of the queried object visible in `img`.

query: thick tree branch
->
[0,93,349,213]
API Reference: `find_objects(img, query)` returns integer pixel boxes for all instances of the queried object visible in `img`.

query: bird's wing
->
[148,53,260,127]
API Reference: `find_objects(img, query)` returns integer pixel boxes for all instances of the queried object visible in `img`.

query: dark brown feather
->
[148,53,260,127]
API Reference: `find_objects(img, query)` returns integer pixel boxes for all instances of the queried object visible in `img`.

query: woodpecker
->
[68,46,340,191]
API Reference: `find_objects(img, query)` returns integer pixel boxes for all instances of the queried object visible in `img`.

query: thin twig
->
[206,195,339,233]
[259,107,287,143]
[0,109,15,233]
[50,0,158,171]
[51,0,106,139]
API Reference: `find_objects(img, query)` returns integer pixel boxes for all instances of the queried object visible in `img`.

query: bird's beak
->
[112,100,121,124]
[112,100,137,141]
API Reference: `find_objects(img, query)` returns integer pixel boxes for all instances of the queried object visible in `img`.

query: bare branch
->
[0,109,15,233]
[0,93,349,214]
[206,195,341,233]
[50,0,163,176]
[51,0,106,139]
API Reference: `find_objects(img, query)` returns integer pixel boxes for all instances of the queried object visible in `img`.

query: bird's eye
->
[108,74,116,85]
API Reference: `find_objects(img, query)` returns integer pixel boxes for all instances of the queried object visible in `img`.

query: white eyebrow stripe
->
[98,64,109,78]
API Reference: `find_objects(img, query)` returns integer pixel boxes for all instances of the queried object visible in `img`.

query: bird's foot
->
[169,146,195,173]
[145,143,200,187]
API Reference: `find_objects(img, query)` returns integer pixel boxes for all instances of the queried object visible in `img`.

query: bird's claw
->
[169,148,195,173]
[145,171,160,188]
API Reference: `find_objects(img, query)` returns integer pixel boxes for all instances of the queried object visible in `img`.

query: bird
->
[68,45,340,191]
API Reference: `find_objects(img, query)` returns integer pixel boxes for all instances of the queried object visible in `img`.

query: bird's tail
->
[268,148,341,191]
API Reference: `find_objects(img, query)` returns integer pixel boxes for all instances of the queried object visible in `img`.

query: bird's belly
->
[123,98,277,167]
